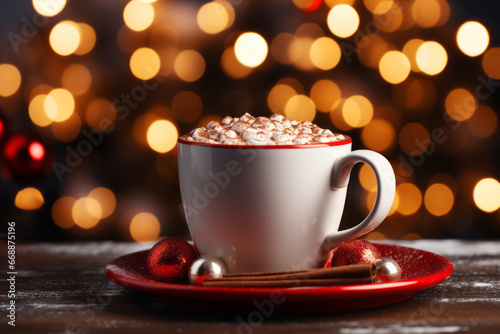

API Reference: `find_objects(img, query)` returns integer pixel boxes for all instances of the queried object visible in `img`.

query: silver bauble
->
[188,254,227,285]
[373,257,402,282]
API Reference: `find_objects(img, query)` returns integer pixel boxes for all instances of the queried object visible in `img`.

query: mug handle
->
[322,150,396,252]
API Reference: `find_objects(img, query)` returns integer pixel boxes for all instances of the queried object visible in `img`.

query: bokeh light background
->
[1,0,499,243]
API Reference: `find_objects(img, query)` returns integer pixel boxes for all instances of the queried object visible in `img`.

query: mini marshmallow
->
[231,121,249,134]
[221,116,233,125]
[272,131,294,143]
[190,127,207,140]
[239,113,256,123]
[293,137,310,144]
[225,130,238,139]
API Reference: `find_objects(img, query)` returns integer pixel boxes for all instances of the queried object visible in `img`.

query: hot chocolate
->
[180,113,346,145]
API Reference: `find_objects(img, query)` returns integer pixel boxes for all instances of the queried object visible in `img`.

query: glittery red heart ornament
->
[331,239,381,267]
[147,237,197,283]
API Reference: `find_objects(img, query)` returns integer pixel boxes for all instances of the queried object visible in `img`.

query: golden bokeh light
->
[309,79,341,112]
[130,212,161,244]
[270,33,302,65]
[129,47,161,80]
[29,84,53,101]
[325,0,355,7]
[216,0,235,27]
[366,189,399,216]
[296,22,325,38]
[45,88,75,122]
[415,41,447,75]
[52,196,77,229]
[466,106,498,138]
[49,21,81,56]
[357,35,391,68]
[375,3,403,33]
[399,123,430,155]
[197,1,230,34]
[221,46,253,79]
[147,120,178,153]
[482,47,500,79]
[424,183,454,216]
[396,183,422,216]
[342,95,373,128]
[51,112,81,142]
[374,105,402,129]
[456,21,489,57]
[365,231,387,241]
[379,51,411,84]
[72,197,102,229]
[85,99,117,130]
[411,0,441,28]
[234,32,268,68]
[32,0,67,17]
[277,77,304,94]
[359,163,377,192]
[402,233,423,240]
[133,108,165,146]
[285,95,316,122]
[15,187,44,210]
[327,4,359,38]
[267,84,297,115]
[473,178,500,213]
[293,0,316,10]
[29,95,53,127]
[388,192,400,216]
[361,119,395,152]
[445,88,476,122]
[74,23,96,55]
[89,187,116,219]
[0,64,22,97]
[172,91,203,123]
[435,0,451,27]
[364,0,394,15]
[174,50,206,82]
[392,78,436,111]
[123,0,155,32]
[61,64,92,96]
[402,39,424,72]
[330,100,354,131]
[429,173,458,196]
[293,37,316,71]
[309,37,341,70]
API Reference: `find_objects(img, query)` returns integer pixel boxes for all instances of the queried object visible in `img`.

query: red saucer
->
[105,243,453,313]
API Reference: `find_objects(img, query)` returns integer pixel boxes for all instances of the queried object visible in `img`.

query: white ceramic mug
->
[178,137,395,273]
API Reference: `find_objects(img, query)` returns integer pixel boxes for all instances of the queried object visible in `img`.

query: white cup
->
[178,137,395,273]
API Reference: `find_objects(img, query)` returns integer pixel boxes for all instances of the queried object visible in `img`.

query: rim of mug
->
[177,136,352,149]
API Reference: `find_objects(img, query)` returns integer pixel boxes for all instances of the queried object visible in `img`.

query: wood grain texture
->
[1,240,499,334]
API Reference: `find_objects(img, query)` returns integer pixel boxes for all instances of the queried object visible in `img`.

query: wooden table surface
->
[1,240,499,334]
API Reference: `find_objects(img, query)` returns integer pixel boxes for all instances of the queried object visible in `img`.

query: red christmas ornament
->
[1,133,52,183]
[147,237,197,283]
[331,239,381,267]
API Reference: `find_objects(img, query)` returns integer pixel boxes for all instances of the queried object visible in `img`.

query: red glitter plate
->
[105,243,453,313]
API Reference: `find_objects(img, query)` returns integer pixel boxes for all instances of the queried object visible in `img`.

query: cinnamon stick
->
[203,276,376,288]
[211,263,374,281]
